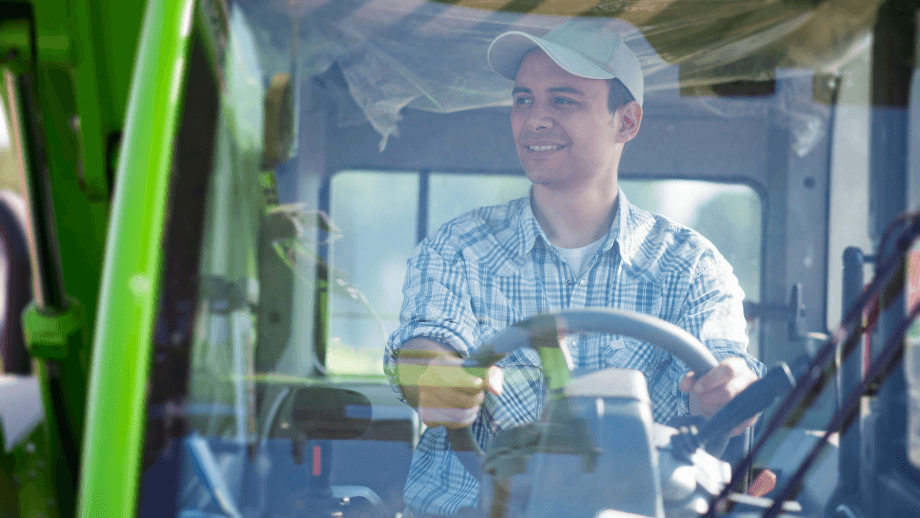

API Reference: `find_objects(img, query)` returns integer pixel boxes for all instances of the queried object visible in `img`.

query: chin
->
[527,175,565,189]
[522,162,551,179]
[524,164,565,183]
[523,169,548,184]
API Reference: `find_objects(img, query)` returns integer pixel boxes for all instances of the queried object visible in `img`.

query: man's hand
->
[396,337,504,429]
[680,356,758,435]
[415,360,504,428]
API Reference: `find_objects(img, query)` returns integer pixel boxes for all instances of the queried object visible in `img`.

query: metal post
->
[867,2,916,517]
[838,246,867,494]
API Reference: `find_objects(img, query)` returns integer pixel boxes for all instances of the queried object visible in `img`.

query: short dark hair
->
[607,78,635,114]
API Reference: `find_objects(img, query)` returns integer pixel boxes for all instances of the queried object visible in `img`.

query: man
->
[384,19,765,518]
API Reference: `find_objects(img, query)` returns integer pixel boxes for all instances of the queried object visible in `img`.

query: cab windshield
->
[138,1,918,517]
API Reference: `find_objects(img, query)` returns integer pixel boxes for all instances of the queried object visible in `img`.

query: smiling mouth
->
[526,144,564,152]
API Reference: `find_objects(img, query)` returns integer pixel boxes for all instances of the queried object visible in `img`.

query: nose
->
[526,102,554,132]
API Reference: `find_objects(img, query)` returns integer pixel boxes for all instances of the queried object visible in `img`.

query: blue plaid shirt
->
[384,190,764,516]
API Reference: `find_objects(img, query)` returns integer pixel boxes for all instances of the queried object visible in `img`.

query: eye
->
[514,96,533,105]
[554,97,576,105]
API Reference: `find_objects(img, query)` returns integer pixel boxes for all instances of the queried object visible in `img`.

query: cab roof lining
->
[235,0,875,150]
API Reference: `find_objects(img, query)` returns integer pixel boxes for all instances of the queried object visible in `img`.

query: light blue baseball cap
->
[488,19,644,107]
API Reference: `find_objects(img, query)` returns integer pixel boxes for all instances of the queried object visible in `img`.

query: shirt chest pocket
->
[603,336,666,382]
[606,277,665,320]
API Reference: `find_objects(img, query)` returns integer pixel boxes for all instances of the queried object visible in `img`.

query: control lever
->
[675,357,808,457]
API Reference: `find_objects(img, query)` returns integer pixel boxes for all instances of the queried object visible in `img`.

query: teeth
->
[528,145,561,152]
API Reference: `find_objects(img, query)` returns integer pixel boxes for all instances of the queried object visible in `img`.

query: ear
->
[614,101,642,144]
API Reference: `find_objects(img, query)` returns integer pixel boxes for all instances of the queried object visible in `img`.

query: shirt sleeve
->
[383,238,480,403]
[667,249,766,417]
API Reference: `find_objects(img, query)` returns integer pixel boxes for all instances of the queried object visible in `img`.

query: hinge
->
[21,297,87,360]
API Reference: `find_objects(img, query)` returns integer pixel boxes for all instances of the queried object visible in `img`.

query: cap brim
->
[488,31,616,82]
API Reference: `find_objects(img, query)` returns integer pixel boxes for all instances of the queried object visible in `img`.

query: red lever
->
[312,446,322,476]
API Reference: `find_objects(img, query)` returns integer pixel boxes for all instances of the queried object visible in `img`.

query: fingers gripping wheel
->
[446,308,719,476]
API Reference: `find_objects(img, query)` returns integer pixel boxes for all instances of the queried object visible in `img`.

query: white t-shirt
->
[553,235,606,278]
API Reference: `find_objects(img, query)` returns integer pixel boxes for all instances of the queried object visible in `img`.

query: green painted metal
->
[22,298,86,360]
[29,0,146,330]
[77,0,196,516]
[3,2,151,512]
[69,0,110,200]
[1,0,149,514]
[65,0,147,199]
[0,19,30,75]
[21,298,90,518]
[8,422,60,518]
[4,63,83,517]
[31,0,72,67]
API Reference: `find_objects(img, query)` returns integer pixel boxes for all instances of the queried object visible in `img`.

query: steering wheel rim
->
[446,308,719,475]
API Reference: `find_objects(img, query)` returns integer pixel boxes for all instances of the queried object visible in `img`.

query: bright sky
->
[653,180,752,227]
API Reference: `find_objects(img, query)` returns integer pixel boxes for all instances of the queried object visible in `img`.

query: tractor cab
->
[1,0,919,517]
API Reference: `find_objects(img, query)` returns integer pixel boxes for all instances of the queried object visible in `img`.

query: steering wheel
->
[445,308,719,475]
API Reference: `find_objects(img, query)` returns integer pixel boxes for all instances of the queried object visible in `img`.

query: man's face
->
[510,50,625,191]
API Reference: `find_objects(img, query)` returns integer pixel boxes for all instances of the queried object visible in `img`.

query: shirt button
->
[570,340,577,347]
[566,278,573,285]
[579,279,587,286]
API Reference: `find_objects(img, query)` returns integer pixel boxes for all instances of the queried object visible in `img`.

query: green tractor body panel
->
[78,0,196,516]
[1,0,190,515]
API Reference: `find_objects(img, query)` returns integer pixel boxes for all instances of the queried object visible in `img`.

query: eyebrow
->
[549,86,585,96]
[511,86,585,96]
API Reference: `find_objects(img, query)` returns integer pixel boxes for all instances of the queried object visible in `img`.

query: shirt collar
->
[514,186,642,267]
[610,188,634,267]
[516,193,541,258]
